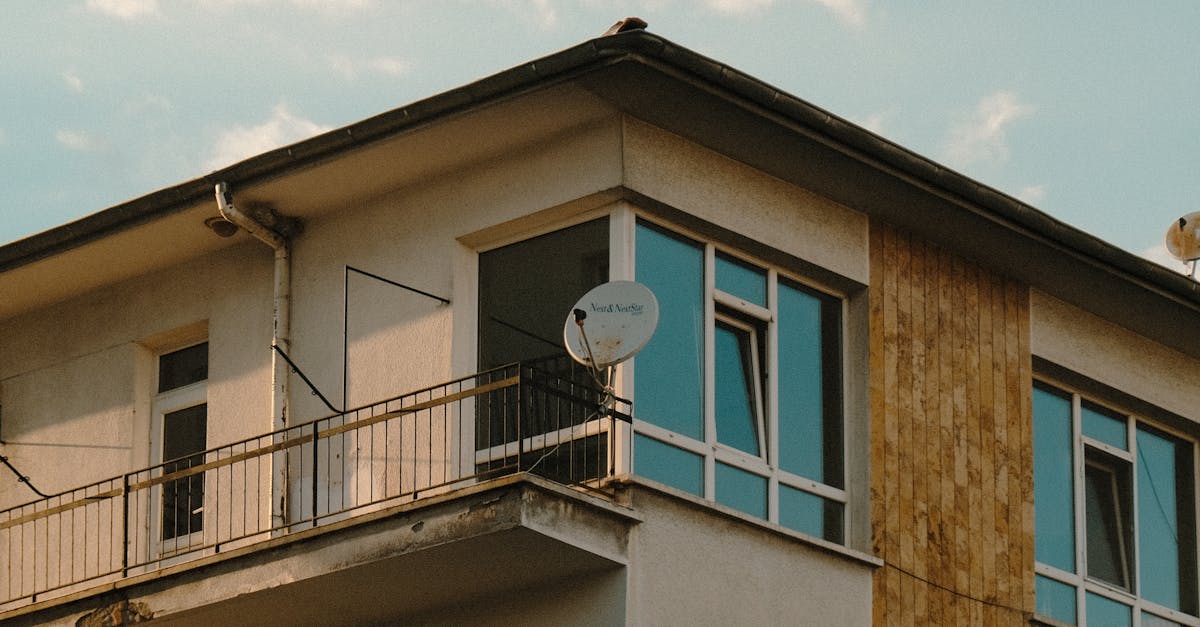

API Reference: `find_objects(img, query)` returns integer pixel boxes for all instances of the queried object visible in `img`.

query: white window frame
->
[713,310,768,460]
[149,344,209,557]
[628,215,849,538]
[1034,378,1200,627]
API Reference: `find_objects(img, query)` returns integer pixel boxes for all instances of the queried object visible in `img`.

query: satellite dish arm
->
[573,309,617,415]
[573,309,606,388]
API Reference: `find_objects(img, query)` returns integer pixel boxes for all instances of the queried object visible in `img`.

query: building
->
[2,23,1199,626]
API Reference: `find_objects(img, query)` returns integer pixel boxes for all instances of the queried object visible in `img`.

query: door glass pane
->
[1033,383,1075,572]
[1085,457,1133,590]
[714,320,760,456]
[715,462,766,518]
[1083,402,1127,450]
[635,222,704,440]
[715,253,765,306]
[162,403,206,540]
[1085,592,1131,627]
[634,434,703,496]
[1035,575,1077,625]
[1137,425,1197,613]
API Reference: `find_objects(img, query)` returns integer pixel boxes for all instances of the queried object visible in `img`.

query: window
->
[154,342,208,545]
[476,218,609,482]
[1034,381,1198,626]
[632,220,845,542]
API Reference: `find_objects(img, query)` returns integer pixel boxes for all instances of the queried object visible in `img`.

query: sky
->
[2,1,1198,272]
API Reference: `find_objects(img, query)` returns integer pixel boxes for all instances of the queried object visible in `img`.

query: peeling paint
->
[75,599,153,626]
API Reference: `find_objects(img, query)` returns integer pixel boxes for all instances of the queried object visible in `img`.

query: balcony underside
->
[4,475,637,626]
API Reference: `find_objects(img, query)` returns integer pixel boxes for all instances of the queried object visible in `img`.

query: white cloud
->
[56,129,102,152]
[204,105,329,171]
[705,0,864,27]
[1141,243,1192,274]
[63,70,84,94]
[329,55,411,80]
[485,0,558,30]
[853,109,892,136]
[812,0,866,28]
[86,0,160,19]
[1016,184,1046,205]
[706,0,774,14]
[942,90,1033,166]
[123,93,173,115]
[193,0,371,7]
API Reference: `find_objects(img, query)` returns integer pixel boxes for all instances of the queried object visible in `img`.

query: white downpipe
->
[215,182,291,530]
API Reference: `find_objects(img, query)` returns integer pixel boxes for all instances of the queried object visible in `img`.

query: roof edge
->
[3,29,1196,312]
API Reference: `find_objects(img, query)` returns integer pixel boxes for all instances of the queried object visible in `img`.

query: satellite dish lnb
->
[564,281,659,369]
[1165,211,1200,262]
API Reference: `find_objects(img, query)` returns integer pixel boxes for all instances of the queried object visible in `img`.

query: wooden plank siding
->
[870,224,1035,625]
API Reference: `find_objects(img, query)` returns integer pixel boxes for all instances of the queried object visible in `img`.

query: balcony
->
[0,363,631,615]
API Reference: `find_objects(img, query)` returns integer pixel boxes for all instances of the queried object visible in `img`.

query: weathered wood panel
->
[870,224,1034,625]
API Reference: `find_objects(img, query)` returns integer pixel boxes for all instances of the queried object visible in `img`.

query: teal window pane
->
[1142,612,1185,627]
[634,434,703,496]
[1085,592,1131,627]
[779,484,843,543]
[635,223,704,440]
[715,462,766,519]
[777,281,827,482]
[779,484,822,537]
[1033,383,1075,572]
[1083,402,1127,450]
[1137,425,1197,613]
[715,253,765,306]
[714,321,761,456]
[1035,575,1077,625]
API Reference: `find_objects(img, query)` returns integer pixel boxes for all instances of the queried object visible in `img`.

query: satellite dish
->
[1165,211,1200,263]
[563,281,659,369]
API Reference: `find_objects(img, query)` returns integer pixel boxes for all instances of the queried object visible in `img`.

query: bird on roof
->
[602,17,648,36]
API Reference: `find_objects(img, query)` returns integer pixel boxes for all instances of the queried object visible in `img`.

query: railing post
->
[516,367,524,472]
[311,420,320,528]
[121,472,130,577]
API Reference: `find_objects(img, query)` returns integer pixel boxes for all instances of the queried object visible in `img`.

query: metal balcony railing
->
[0,364,630,609]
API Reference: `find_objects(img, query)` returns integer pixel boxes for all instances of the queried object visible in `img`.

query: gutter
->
[215,182,292,527]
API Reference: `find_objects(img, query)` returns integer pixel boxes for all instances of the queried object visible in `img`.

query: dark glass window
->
[158,343,208,393]
[162,403,206,540]
[478,219,608,372]
[475,219,609,458]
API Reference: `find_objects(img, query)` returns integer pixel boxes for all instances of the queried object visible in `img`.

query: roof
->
[2,28,1198,357]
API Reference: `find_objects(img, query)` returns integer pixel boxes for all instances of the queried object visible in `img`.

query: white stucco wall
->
[1030,289,1200,422]
[622,118,870,286]
[285,116,624,421]
[625,483,876,626]
[0,244,273,509]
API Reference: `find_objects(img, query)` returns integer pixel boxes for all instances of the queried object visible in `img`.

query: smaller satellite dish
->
[564,281,659,369]
[1165,211,1200,262]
